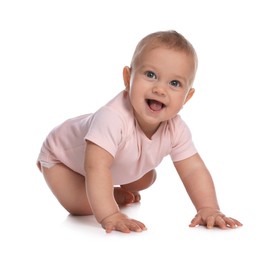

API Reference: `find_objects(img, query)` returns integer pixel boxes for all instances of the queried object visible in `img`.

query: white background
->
[1,0,265,259]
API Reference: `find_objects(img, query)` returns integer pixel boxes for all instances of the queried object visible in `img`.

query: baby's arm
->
[174,153,242,229]
[84,141,146,233]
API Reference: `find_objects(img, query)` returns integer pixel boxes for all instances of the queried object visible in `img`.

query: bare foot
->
[114,187,141,205]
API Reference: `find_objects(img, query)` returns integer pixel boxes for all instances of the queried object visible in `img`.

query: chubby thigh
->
[40,163,93,216]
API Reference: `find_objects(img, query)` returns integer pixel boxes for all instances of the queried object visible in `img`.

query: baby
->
[37,30,242,233]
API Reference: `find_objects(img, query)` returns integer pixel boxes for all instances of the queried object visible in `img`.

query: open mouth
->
[146,99,166,111]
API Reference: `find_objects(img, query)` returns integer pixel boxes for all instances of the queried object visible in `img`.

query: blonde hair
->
[130,30,198,71]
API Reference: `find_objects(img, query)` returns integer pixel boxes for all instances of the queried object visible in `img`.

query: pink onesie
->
[37,91,197,185]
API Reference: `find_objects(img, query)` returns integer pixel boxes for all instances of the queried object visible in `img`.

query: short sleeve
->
[169,116,197,162]
[84,107,124,157]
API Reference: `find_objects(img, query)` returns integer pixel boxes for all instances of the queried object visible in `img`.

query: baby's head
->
[123,30,198,136]
[130,30,198,85]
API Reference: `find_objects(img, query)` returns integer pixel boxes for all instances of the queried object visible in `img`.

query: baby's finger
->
[104,223,115,233]
[206,216,215,229]
[224,217,243,228]
[131,220,147,231]
[189,215,201,227]
[126,221,144,232]
[215,216,227,229]
[114,220,145,233]
[229,218,243,227]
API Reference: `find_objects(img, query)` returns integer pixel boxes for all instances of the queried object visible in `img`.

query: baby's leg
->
[121,169,157,192]
[38,162,151,213]
[40,163,93,216]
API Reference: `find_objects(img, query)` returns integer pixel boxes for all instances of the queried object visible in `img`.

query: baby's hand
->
[189,207,242,229]
[100,212,147,233]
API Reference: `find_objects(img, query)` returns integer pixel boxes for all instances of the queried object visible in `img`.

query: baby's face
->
[125,47,196,137]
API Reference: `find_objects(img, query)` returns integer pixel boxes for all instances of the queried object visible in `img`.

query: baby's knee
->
[146,169,157,185]
[121,169,157,192]
[145,169,157,188]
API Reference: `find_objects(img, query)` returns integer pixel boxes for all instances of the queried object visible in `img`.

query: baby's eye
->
[170,80,181,88]
[145,71,156,79]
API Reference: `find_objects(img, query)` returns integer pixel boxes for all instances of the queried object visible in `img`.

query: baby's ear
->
[123,66,131,92]
[184,88,195,104]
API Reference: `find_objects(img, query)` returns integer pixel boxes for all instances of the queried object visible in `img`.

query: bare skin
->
[39,158,242,233]
[38,164,156,233]
[37,41,242,233]
[174,154,242,229]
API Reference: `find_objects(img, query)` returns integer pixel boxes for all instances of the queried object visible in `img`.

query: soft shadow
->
[63,203,142,233]
[64,214,100,231]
